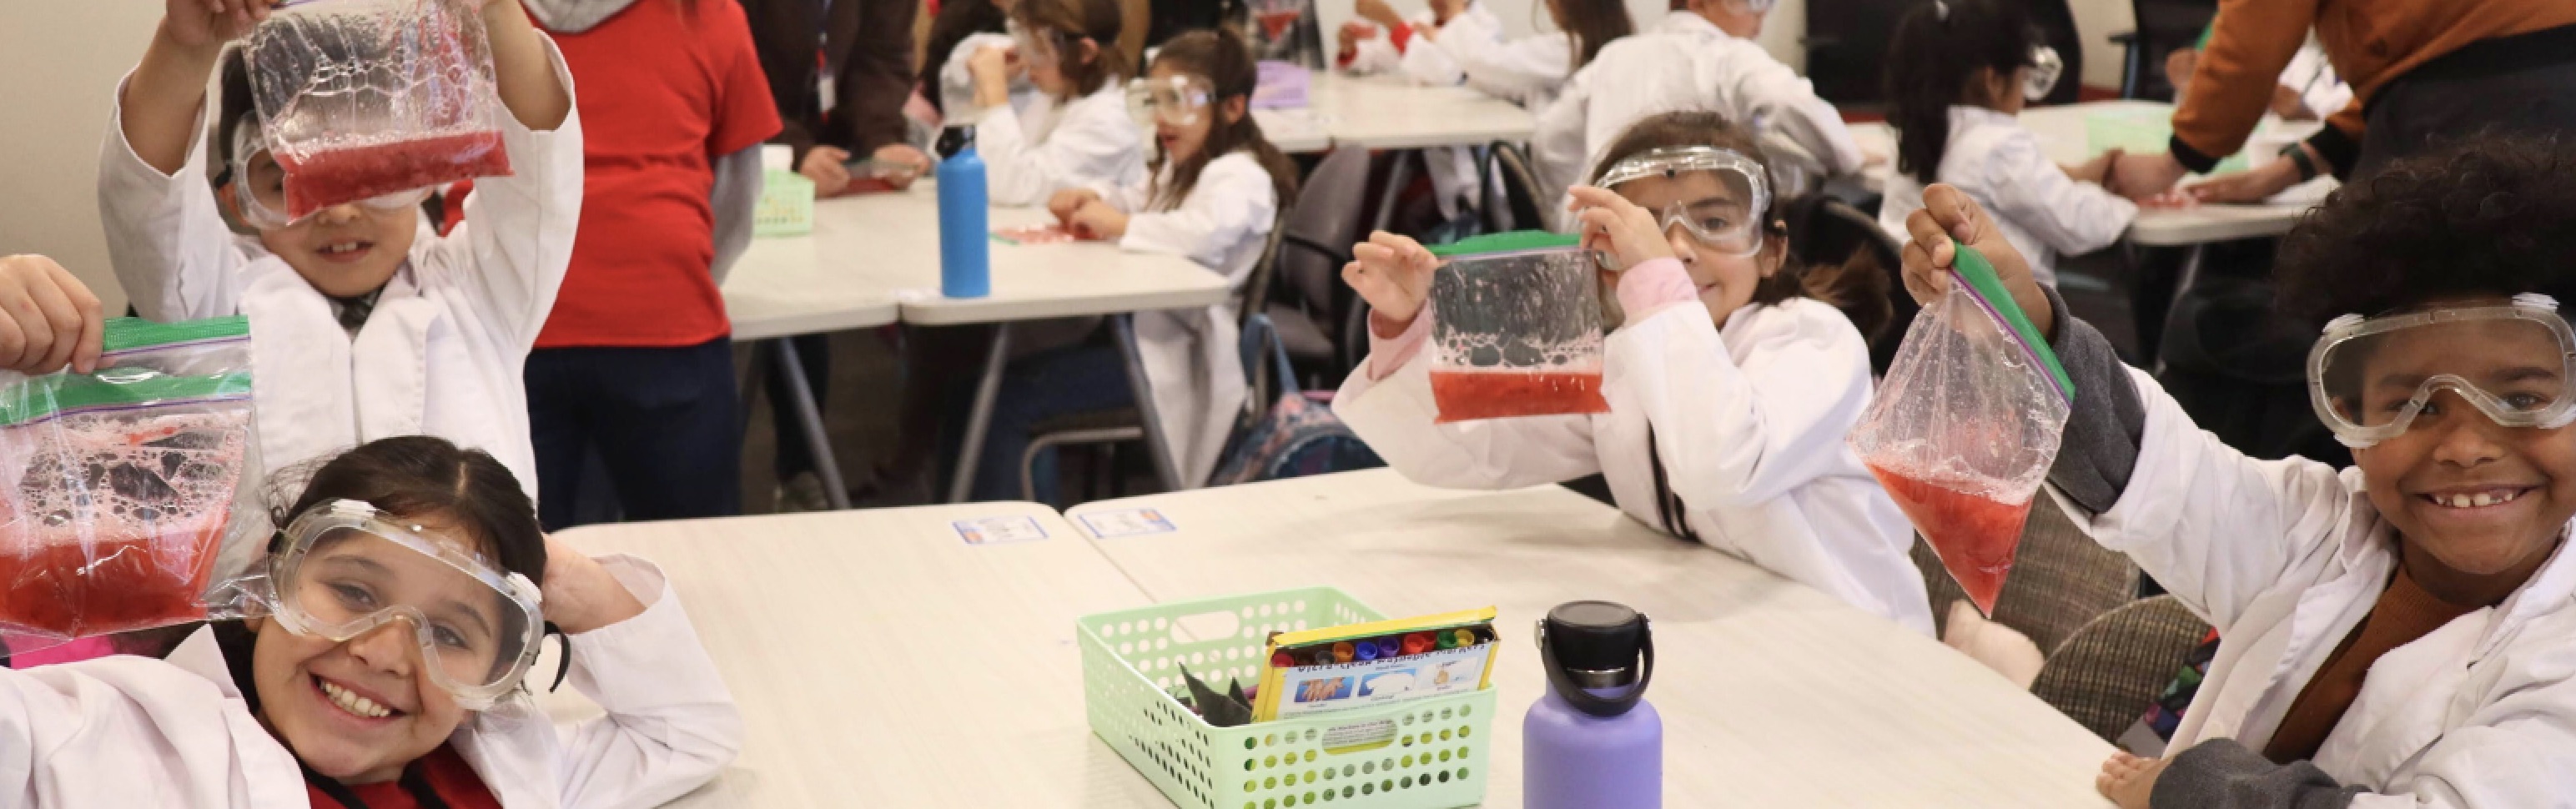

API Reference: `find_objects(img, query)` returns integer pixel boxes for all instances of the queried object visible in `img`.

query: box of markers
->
[1077,586,1497,809]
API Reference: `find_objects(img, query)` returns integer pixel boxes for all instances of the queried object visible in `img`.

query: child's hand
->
[1067,200,1129,240]
[870,144,932,190]
[1899,183,2052,338]
[1048,188,1102,224]
[1342,231,1439,328]
[2064,148,2122,186]
[1355,0,1406,31]
[0,256,105,376]
[163,0,268,53]
[968,44,1015,108]
[1428,0,1467,24]
[1565,185,1677,272]
[540,537,648,636]
[2096,751,2168,809]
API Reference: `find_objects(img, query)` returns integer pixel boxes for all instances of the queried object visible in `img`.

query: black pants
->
[2355,24,2576,179]
[765,334,831,479]
[526,338,742,530]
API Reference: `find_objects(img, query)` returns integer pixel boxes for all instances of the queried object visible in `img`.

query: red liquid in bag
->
[1865,462,2034,616]
[275,131,511,219]
[0,412,249,641]
[1428,369,1609,423]
[1257,11,1301,38]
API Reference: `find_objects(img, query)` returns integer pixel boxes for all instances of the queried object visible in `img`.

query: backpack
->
[1210,315,1385,485]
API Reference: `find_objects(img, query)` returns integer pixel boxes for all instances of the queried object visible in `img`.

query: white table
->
[1253,70,1537,154]
[1068,470,2118,807]
[725,187,1233,507]
[538,504,1176,807]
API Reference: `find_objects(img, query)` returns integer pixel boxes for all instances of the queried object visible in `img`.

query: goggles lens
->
[269,502,541,706]
[1594,147,1770,257]
[1126,77,1213,128]
[2025,46,2063,101]
[229,123,430,230]
[2310,299,2576,447]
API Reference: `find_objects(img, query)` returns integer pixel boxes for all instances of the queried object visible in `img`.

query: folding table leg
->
[772,338,853,510]
[2148,244,2208,377]
[946,323,1015,503]
[1113,314,1185,493]
[1371,149,1416,234]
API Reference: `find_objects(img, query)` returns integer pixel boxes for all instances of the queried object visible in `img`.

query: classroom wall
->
[0,3,158,315]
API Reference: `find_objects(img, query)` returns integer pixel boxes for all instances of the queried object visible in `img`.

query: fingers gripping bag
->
[1848,244,2073,616]
[0,317,264,656]
[1425,231,1613,423]
[244,0,511,219]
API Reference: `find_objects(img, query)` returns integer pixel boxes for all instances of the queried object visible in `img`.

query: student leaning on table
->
[1897,136,2576,808]
[98,0,577,499]
[0,436,741,807]
[963,0,1147,207]
[1340,0,1633,110]
[1335,112,1933,636]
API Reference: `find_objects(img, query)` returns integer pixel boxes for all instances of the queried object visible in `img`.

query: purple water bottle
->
[1525,600,1660,809]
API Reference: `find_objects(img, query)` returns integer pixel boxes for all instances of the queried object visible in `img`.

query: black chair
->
[1778,193,1912,374]
[1267,145,1376,380]
[2111,0,2217,100]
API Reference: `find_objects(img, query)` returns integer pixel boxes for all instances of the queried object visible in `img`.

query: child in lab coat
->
[1336,112,1933,635]
[931,0,1041,120]
[1875,0,2133,286]
[93,0,579,498]
[1339,0,1632,108]
[1532,0,1864,221]
[963,28,1296,504]
[0,435,740,807]
[1895,134,2576,807]
[963,0,1147,206]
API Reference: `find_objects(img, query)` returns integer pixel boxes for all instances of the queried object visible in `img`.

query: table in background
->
[538,504,1174,807]
[1067,470,2117,808]
[1254,70,1538,154]
[722,185,1231,507]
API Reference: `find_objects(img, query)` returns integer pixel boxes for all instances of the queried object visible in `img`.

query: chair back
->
[1779,193,1913,374]
[1480,141,1548,234]
[1914,495,2137,655]
[2030,595,2211,741]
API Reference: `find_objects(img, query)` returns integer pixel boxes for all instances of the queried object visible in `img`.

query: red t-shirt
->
[304,744,501,809]
[538,0,783,348]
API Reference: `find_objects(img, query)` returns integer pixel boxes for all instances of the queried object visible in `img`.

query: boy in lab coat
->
[1895,133,2576,807]
[1531,0,1864,223]
[85,0,581,498]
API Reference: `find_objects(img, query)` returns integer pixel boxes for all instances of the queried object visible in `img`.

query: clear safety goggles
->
[1733,0,1778,13]
[2024,46,2063,102]
[1012,24,1065,67]
[1126,75,1215,128]
[2308,294,2576,449]
[1591,146,1771,257]
[263,500,544,710]
[224,121,430,232]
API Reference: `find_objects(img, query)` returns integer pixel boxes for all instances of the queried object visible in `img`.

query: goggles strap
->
[546,621,574,694]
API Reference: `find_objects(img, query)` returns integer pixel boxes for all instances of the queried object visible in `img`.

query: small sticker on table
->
[954,515,1049,545]
[1080,508,1176,539]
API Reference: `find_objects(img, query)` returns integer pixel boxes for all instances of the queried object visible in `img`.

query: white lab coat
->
[1341,3,1518,223]
[95,42,583,498]
[974,80,1150,207]
[1532,11,1864,225]
[2241,43,2350,207]
[0,555,742,808]
[1099,152,1280,486]
[938,32,1044,123]
[2054,367,2576,806]
[1336,299,1935,635]
[1876,106,2136,286]
[1440,16,1577,110]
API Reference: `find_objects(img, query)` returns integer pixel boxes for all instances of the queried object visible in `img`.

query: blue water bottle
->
[936,127,990,299]
[1526,600,1661,809]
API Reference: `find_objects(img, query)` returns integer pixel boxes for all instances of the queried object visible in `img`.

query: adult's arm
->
[830,0,918,155]
[2166,0,2323,173]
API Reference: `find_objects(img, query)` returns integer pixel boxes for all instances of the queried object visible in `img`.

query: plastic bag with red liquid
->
[244,0,512,219]
[1423,232,1613,423]
[0,317,264,660]
[1847,244,2072,616]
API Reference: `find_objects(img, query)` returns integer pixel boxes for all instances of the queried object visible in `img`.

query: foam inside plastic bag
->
[244,0,511,218]
[0,317,264,657]
[1847,244,2071,615]
[1425,231,1612,423]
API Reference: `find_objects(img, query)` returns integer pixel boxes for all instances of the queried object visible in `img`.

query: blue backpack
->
[1210,315,1384,485]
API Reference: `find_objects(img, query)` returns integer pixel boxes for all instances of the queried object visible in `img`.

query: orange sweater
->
[2171,0,2576,173]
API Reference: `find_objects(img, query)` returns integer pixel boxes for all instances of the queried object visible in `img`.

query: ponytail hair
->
[1145,28,1301,209]
[1883,0,2042,184]
[1587,112,1893,340]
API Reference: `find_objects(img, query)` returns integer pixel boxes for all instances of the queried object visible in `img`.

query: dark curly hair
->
[2276,133,2576,329]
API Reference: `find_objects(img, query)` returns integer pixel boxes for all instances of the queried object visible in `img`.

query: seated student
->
[1532,0,1864,223]
[1874,0,2133,287]
[963,0,1145,206]
[1336,112,1933,635]
[0,435,741,806]
[931,0,1040,121]
[96,0,577,496]
[1894,135,2576,808]
[963,28,1296,503]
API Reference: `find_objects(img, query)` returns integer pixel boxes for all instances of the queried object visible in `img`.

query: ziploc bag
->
[1425,231,1612,423]
[1847,244,2071,615]
[244,0,512,218]
[0,317,262,656]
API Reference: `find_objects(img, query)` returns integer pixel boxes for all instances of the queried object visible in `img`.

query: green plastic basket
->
[1079,587,1497,809]
[755,169,814,237]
